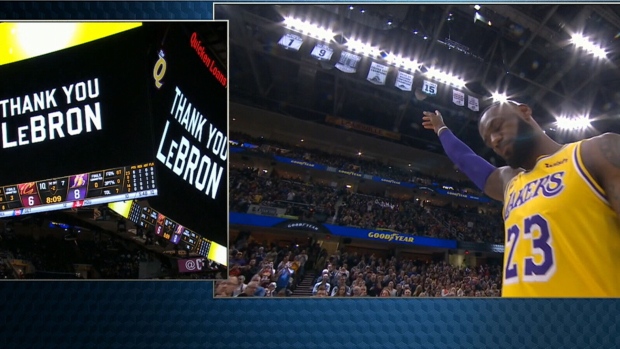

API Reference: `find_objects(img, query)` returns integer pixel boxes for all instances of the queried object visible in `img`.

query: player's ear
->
[517,104,533,121]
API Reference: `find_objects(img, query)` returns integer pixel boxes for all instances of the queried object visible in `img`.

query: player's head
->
[478,100,543,169]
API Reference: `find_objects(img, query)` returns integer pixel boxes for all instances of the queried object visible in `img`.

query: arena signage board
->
[147,22,228,246]
[0,23,159,216]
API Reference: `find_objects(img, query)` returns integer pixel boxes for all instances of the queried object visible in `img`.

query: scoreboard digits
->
[0,162,158,217]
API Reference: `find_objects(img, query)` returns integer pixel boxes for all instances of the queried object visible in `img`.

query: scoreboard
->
[126,200,217,262]
[0,162,157,218]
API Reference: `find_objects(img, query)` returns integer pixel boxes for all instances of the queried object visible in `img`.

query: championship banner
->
[453,89,465,106]
[335,51,361,73]
[310,43,334,61]
[395,71,414,91]
[325,115,401,140]
[468,95,479,111]
[422,79,438,95]
[278,33,303,51]
[366,61,388,85]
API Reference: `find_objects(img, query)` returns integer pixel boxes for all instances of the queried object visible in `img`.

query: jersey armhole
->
[574,141,608,203]
[501,168,521,200]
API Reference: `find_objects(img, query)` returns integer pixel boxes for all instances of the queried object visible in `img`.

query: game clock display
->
[0,162,158,217]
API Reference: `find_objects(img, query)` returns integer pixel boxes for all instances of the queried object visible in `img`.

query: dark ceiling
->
[216,4,620,165]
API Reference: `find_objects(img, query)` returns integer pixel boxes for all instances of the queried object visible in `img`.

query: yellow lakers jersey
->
[502,141,620,297]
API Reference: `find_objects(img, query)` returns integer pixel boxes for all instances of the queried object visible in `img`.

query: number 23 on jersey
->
[504,214,556,284]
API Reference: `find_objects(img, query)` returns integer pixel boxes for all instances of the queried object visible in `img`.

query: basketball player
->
[422,101,620,297]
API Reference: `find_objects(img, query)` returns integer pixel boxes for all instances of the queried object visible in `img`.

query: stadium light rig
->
[283,17,335,42]
[283,16,424,71]
[425,67,466,88]
[571,33,607,59]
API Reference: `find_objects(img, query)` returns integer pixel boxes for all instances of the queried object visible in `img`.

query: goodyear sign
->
[367,231,414,243]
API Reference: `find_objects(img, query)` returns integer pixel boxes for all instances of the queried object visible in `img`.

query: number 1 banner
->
[278,33,303,51]
[310,43,334,61]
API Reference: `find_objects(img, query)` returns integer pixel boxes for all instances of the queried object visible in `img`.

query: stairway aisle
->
[293,271,315,296]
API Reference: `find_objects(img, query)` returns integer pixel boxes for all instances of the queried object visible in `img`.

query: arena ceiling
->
[216,4,620,165]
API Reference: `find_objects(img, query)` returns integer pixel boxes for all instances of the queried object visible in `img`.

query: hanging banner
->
[366,61,388,85]
[278,33,303,51]
[310,43,334,61]
[453,89,465,106]
[335,51,361,73]
[395,71,414,91]
[422,80,438,95]
[468,95,479,111]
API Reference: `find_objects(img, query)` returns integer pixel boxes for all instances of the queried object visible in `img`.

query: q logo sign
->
[153,50,167,89]
[185,260,196,271]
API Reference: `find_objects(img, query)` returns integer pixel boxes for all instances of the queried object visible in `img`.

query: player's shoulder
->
[579,132,620,178]
[492,165,523,198]
[497,166,523,183]
[580,133,620,159]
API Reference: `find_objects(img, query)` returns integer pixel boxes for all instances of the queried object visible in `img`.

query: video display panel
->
[146,22,228,247]
[0,24,156,189]
[0,162,157,217]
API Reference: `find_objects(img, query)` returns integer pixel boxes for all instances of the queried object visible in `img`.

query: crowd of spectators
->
[218,233,319,297]
[230,168,505,244]
[230,167,340,222]
[220,236,503,298]
[310,257,502,298]
[230,132,480,195]
[0,221,172,279]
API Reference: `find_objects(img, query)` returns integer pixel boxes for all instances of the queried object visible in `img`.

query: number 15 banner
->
[422,80,438,95]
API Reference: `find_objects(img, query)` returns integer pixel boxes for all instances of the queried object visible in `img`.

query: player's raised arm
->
[422,110,508,202]
[580,132,620,223]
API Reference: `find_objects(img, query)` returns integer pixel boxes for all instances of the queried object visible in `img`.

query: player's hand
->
[422,110,446,134]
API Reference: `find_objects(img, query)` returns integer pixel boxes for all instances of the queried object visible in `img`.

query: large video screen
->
[0,24,156,188]
[0,24,167,218]
[146,22,228,246]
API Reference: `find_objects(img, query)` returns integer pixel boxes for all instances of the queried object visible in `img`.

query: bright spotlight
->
[555,116,591,130]
[491,92,508,103]
[571,32,607,58]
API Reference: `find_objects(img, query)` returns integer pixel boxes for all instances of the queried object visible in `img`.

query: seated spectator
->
[312,276,331,296]
[265,282,277,297]
[314,285,329,297]
[214,277,239,297]
[232,275,247,297]
[236,281,259,297]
